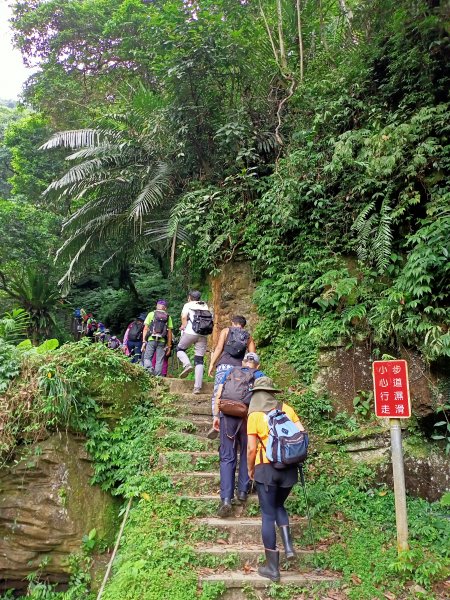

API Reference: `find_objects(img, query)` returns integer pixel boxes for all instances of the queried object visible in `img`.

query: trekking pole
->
[298,464,319,567]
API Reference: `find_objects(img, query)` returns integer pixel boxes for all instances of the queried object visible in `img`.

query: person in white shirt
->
[176,290,213,393]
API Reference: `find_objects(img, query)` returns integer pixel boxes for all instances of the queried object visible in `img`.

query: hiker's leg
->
[236,421,250,495]
[256,483,278,550]
[274,486,292,527]
[219,416,237,500]
[193,335,207,389]
[153,343,165,376]
[176,333,195,367]
[143,341,157,371]
[161,354,169,377]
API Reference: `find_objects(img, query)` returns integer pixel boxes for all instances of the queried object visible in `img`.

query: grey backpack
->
[222,367,256,406]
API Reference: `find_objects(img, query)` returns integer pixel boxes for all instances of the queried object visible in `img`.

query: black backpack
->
[191,303,214,335]
[224,327,250,358]
[147,310,169,339]
[128,320,144,342]
[222,367,256,406]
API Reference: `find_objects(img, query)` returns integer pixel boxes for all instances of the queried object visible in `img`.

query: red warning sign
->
[372,360,411,418]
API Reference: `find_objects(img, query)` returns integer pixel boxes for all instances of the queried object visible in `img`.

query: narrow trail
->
[157,378,341,599]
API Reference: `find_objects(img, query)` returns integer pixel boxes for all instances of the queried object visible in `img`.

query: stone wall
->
[0,433,117,591]
[209,261,257,347]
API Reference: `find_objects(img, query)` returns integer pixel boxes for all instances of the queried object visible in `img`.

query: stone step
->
[177,402,212,416]
[193,517,306,545]
[158,432,218,453]
[169,379,215,395]
[158,451,219,471]
[200,571,340,599]
[176,392,212,403]
[171,472,221,494]
[195,542,314,568]
[187,416,213,435]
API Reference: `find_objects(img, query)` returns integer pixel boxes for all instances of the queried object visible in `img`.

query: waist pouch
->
[219,399,248,418]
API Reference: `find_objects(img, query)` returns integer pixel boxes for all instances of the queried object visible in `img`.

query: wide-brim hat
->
[252,376,282,393]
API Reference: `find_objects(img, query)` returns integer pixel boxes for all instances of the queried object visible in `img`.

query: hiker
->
[212,353,264,517]
[123,313,146,363]
[247,377,306,582]
[142,300,173,376]
[176,290,213,393]
[107,335,122,350]
[151,351,169,376]
[208,315,256,433]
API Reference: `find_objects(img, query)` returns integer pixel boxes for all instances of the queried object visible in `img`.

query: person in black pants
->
[247,377,306,582]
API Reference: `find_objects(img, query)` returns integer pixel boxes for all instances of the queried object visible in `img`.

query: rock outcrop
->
[210,260,257,346]
[0,433,117,591]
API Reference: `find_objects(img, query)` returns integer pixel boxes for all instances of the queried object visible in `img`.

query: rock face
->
[315,344,445,418]
[210,261,257,346]
[0,433,117,590]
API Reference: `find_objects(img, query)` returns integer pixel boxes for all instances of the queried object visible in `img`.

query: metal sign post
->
[373,359,411,554]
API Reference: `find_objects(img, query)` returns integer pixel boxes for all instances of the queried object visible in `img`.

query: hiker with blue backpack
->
[207,315,256,438]
[247,377,308,583]
[212,352,264,517]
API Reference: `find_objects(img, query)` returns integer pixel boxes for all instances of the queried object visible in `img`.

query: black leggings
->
[255,482,292,550]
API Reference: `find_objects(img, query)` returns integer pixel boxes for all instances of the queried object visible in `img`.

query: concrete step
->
[196,542,314,568]
[193,517,306,545]
[177,402,212,416]
[200,570,340,598]
[169,379,215,395]
[158,432,218,452]
[171,472,221,494]
[158,451,218,471]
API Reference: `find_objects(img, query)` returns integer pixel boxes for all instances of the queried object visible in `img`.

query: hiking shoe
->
[237,491,248,503]
[206,427,218,440]
[217,499,232,518]
[193,387,202,394]
[179,365,193,379]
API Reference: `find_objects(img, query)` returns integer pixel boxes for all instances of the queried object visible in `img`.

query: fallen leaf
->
[351,574,362,585]
[243,561,255,574]
[383,592,396,600]
[140,492,151,501]
[216,538,229,545]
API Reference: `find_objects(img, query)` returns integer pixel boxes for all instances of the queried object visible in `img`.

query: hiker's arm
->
[167,327,173,347]
[212,383,224,431]
[208,328,228,376]
[247,336,256,353]
[141,325,149,350]
[247,435,257,480]
[294,420,305,432]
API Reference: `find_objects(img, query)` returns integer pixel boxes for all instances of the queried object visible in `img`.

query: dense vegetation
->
[0,0,449,598]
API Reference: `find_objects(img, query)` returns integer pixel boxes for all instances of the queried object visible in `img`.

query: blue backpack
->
[264,402,309,469]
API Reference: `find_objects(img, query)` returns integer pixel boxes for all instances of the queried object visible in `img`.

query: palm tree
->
[0,268,62,343]
[40,90,187,292]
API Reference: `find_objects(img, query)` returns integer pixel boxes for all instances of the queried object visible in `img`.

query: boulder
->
[0,433,117,590]
[315,344,444,418]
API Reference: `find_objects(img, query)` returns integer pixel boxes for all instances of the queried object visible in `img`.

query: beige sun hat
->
[252,376,282,393]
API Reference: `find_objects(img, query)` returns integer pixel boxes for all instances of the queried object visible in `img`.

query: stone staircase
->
[161,378,341,599]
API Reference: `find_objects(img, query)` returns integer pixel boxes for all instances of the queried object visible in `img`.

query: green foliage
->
[0,267,65,342]
[3,111,66,203]
[291,457,450,598]
[0,339,153,461]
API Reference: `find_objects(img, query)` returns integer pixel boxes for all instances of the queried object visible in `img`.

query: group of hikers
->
[204,312,308,583]
[76,291,308,582]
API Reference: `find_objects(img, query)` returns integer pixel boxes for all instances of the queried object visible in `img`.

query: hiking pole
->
[298,464,319,567]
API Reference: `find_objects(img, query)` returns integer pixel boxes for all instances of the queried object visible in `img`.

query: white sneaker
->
[179,365,193,379]
[193,387,201,394]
